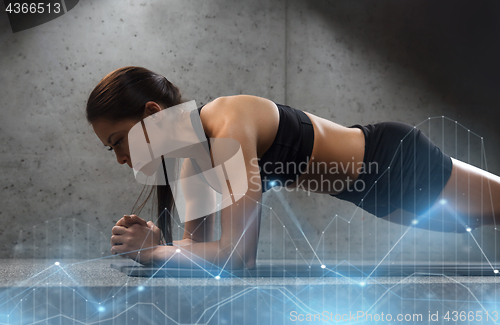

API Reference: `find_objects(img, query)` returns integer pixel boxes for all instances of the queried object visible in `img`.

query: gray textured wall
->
[1,0,499,264]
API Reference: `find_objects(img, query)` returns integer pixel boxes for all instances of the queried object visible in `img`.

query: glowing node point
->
[360,282,366,286]
[55,262,60,266]
[466,227,472,232]
[439,199,447,205]
[468,130,470,132]
[283,225,285,228]
[494,270,499,274]
[175,249,181,253]
[270,181,277,187]
[412,219,418,225]
[98,306,105,312]
[321,265,326,269]
[215,275,220,280]
[138,286,144,291]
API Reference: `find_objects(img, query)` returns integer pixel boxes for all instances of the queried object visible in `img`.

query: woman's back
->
[199,95,366,194]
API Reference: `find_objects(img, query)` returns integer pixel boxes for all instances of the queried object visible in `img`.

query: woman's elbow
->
[228,255,256,270]
[218,243,256,270]
[244,256,256,270]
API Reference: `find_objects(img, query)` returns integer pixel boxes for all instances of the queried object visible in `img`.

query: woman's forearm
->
[152,240,250,270]
[172,238,198,246]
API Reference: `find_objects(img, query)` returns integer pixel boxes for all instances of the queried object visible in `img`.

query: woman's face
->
[92,117,139,168]
[91,102,163,168]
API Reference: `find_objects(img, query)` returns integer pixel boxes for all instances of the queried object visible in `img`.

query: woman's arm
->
[176,157,217,243]
[112,96,264,269]
[153,109,263,269]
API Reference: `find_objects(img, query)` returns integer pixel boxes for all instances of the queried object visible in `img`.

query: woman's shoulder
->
[202,95,275,113]
[199,95,279,136]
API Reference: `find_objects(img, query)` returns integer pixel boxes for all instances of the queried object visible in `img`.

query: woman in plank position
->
[87,66,500,269]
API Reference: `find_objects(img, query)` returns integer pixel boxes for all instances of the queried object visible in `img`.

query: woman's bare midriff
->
[285,112,366,195]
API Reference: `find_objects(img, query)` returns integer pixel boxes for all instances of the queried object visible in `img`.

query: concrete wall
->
[1,0,499,263]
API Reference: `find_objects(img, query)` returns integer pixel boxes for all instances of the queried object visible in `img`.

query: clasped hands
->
[110,214,162,265]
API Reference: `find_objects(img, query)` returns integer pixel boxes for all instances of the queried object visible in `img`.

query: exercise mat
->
[110,260,500,278]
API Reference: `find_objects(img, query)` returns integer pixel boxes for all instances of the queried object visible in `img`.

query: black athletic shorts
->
[331,122,453,218]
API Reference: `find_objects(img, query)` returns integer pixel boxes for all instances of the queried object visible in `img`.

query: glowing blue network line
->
[3,116,500,324]
[1,264,499,325]
[273,190,325,266]
[1,228,498,322]
[279,116,500,277]
[364,272,498,317]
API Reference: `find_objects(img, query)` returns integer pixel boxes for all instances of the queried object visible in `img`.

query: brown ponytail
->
[86,66,182,244]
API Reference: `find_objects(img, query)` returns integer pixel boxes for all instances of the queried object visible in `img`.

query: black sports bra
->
[196,103,314,193]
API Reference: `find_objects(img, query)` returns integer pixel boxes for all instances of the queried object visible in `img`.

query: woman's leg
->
[430,157,500,231]
[381,157,500,233]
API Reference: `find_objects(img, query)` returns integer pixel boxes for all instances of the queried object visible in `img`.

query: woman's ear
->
[143,101,162,118]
